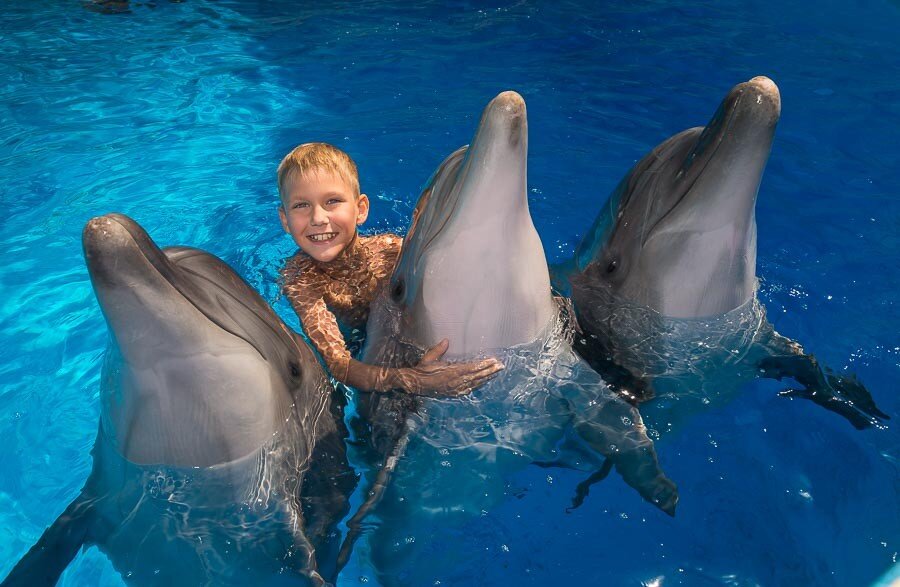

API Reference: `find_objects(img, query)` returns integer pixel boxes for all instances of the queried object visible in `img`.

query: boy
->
[278,143,503,397]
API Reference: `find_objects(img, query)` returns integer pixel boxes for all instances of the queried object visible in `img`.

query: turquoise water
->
[1,1,898,585]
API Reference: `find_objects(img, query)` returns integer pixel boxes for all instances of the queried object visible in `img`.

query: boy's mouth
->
[307,232,338,243]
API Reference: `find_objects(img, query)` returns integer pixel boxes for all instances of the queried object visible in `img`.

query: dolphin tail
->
[331,431,411,581]
[1,491,96,587]
[758,333,889,430]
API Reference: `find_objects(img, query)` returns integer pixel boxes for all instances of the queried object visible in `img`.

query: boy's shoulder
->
[361,232,403,256]
[281,251,322,291]
[281,249,311,274]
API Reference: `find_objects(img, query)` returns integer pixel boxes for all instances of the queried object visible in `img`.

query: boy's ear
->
[357,194,370,225]
[278,205,290,233]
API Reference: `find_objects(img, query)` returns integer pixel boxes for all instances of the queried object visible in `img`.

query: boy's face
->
[279,170,369,263]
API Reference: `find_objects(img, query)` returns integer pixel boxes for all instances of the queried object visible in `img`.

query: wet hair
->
[277,142,360,203]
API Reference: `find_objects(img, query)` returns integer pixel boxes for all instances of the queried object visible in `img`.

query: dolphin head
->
[369,91,556,359]
[574,76,780,318]
[84,214,326,467]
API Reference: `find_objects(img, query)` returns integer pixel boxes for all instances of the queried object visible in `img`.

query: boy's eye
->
[292,202,309,209]
[327,198,343,205]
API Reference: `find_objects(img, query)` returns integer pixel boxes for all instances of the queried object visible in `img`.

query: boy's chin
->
[302,243,344,263]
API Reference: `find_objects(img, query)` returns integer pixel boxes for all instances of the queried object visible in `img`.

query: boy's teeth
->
[310,233,335,242]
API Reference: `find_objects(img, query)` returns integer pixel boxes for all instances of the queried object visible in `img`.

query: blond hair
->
[277,142,360,203]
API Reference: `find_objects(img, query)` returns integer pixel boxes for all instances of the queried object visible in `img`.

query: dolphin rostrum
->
[2,214,355,586]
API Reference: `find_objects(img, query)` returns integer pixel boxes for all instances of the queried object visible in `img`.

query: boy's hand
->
[398,339,504,398]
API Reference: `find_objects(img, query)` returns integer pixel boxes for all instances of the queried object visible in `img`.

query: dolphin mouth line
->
[398,146,468,278]
[416,188,460,267]
[169,256,292,363]
[96,216,289,363]
[640,91,743,247]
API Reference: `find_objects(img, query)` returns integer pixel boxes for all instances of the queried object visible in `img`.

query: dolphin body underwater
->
[554,76,887,435]
[348,92,677,585]
[2,214,355,586]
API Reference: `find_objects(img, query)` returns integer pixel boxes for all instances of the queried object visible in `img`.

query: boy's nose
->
[311,205,328,226]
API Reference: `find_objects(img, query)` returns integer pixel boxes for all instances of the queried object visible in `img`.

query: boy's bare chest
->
[321,249,396,326]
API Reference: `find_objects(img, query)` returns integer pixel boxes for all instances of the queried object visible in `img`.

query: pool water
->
[1,1,898,585]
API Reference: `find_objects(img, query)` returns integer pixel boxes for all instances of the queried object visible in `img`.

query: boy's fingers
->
[478,359,504,373]
[421,338,450,364]
[448,363,503,394]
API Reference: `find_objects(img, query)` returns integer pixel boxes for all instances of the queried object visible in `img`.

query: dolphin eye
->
[606,260,618,274]
[391,279,405,302]
[289,361,301,379]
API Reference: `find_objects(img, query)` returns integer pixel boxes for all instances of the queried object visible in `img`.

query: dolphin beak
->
[489,90,526,135]
[452,90,529,219]
[678,75,781,184]
[83,213,173,288]
[746,75,781,118]
[83,213,188,345]
[717,75,781,137]
[482,90,526,148]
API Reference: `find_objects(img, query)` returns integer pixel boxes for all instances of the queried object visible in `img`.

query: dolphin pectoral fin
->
[567,458,614,513]
[2,492,96,587]
[572,335,655,405]
[820,370,889,421]
[571,402,678,516]
[608,445,678,517]
[530,458,616,512]
[275,502,328,587]
[758,349,888,430]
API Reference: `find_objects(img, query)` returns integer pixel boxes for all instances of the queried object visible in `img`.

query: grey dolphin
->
[369,92,557,357]
[349,92,677,585]
[2,214,355,586]
[558,76,887,432]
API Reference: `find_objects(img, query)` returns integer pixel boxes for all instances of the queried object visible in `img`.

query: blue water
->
[1,1,898,585]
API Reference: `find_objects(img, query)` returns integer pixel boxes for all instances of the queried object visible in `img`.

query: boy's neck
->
[313,230,365,271]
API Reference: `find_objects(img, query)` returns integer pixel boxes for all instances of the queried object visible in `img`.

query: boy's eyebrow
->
[288,191,348,201]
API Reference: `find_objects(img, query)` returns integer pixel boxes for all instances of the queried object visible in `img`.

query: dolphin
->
[346,92,677,585]
[2,214,355,587]
[556,76,887,434]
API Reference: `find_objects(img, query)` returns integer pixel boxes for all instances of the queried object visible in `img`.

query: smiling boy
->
[278,143,502,397]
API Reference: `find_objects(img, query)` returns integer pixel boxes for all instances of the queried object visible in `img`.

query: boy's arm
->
[297,296,501,396]
[345,339,503,397]
[283,270,501,396]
